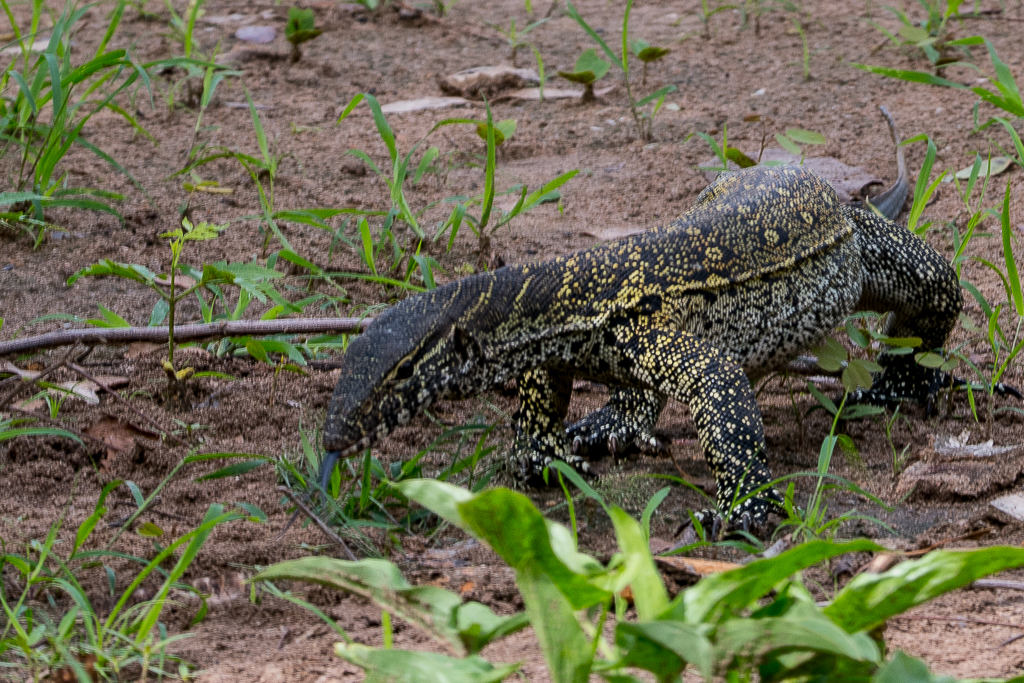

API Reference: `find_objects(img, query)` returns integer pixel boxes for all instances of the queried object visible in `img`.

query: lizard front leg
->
[508,366,587,486]
[566,388,668,459]
[610,318,781,528]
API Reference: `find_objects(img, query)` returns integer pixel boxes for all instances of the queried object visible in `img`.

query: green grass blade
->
[852,63,966,89]
[479,98,495,230]
[364,93,397,166]
[564,0,619,68]
[1001,179,1022,316]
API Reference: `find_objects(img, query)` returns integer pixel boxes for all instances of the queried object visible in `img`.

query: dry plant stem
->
[68,362,180,443]
[0,317,369,357]
[903,527,994,557]
[0,346,78,408]
[972,579,1024,591]
[892,614,1024,630]
[277,485,357,561]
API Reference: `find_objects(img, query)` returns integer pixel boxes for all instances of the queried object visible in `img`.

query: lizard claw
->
[572,436,582,454]
[608,435,618,457]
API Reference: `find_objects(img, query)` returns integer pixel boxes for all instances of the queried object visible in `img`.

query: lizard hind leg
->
[508,366,587,487]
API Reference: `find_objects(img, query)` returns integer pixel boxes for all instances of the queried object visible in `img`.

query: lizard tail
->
[862,105,909,221]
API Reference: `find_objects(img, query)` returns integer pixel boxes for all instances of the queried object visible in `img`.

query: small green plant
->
[427,0,458,17]
[257,477,1024,682]
[951,176,1024,429]
[336,93,577,272]
[285,7,323,64]
[695,0,738,40]
[0,480,249,681]
[564,0,677,141]
[629,38,669,86]
[0,0,147,241]
[774,127,826,161]
[855,39,1024,168]
[68,217,228,378]
[159,0,238,109]
[431,101,578,268]
[530,44,548,100]
[0,415,81,445]
[869,0,972,67]
[482,16,550,67]
[557,48,611,102]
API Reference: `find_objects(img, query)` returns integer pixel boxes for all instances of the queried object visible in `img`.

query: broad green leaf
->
[397,479,474,531]
[475,119,516,146]
[457,488,611,609]
[575,48,611,80]
[334,643,520,683]
[255,557,528,656]
[785,128,826,145]
[775,133,802,156]
[716,596,880,667]
[615,621,713,681]
[842,361,873,392]
[873,650,955,682]
[668,540,880,624]
[635,45,670,62]
[725,147,757,168]
[608,506,668,620]
[826,547,1024,633]
[514,563,592,683]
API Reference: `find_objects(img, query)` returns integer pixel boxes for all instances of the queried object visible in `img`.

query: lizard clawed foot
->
[508,435,592,488]
[567,413,666,460]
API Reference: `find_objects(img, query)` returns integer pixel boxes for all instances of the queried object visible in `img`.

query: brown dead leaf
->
[126,342,164,358]
[85,416,159,460]
[581,225,648,241]
[700,149,883,203]
[460,581,475,594]
[43,654,98,682]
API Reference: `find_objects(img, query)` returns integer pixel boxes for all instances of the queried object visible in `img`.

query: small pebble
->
[235,25,276,43]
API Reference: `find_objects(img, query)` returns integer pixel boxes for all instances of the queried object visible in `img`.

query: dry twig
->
[0,318,369,357]
[277,486,357,561]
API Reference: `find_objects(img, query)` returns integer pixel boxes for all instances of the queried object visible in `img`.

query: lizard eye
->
[395,360,414,380]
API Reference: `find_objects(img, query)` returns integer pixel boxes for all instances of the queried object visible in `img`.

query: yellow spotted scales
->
[322,164,962,526]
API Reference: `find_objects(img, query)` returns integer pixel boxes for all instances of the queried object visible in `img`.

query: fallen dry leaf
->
[85,415,159,455]
[504,84,617,101]
[654,556,742,576]
[126,342,164,358]
[379,96,471,114]
[701,148,883,203]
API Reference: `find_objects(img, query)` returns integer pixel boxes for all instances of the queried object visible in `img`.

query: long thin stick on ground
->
[892,614,1024,630]
[0,318,370,357]
[277,486,357,561]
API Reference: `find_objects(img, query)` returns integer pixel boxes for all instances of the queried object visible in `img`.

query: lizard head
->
[319,293,483,487]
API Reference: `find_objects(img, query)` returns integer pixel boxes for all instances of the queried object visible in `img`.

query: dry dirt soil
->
[4,0,1024,679]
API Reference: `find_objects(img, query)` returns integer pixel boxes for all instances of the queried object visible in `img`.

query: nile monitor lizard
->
[320,109,977,529]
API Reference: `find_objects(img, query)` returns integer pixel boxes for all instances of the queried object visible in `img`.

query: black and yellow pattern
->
[322,163,962,525]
